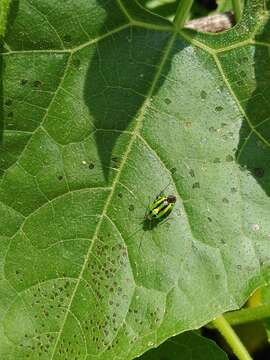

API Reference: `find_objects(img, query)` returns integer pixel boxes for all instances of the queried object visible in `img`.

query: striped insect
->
[145,193,176,223]
[127,184,177,245]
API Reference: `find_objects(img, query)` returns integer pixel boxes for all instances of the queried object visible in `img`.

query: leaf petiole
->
[212,315,252,360]
[174,0,194,29]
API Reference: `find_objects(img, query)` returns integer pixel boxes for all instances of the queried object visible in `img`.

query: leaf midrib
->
[49,25,179,360]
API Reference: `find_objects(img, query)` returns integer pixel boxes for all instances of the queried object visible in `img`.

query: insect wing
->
[155,202,173,220]
[148,196,166,219]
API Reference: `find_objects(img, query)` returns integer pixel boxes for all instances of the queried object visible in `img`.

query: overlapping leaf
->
[139,331,228,359]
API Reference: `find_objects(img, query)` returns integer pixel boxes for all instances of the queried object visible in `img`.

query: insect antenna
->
[156,181,172,197]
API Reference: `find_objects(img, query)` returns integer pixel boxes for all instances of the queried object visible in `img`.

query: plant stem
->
[174,0,194,30]
[231,0,242,23]
[212,316,252,360]
[0,0,11,37]
[208,303,270,328]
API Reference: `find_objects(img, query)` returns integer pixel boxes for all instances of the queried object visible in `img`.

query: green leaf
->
[0,0,11,37]
[217,0,233,13]
[261,286,270,342]
[138,331,228,360]
[138,1,178,20]
[1,0,270,359]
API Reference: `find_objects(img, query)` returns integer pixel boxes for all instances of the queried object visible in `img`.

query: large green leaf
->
[1,0,270,359]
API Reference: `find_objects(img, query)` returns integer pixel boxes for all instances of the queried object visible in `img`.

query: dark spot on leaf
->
[5,99,12,106]
[238,79,244,86]
[222,198,229,204]
[215,106,223,112]
[57,175,63,181]
[240,70,246,78]
[63,34,72,42]
[213,158,220,163]
[128,204,134,211]
[192,182,200,189]
[112,157,120,168]
[7,111,13,118]
[72,58,81,68]
[184,121,192,128]
[231,187,237,193]
[200,90,207,99]
[253,167,264,178]
[226,155,234,162]
[171,167,177,174]
[118,193,123,198]
[20,79,28,86]
[33,80,42,88]
[207,217,212,222]
[89,162,95,169]
[240,165,247,172]
[164,98,171,105]
[189,169,195,177]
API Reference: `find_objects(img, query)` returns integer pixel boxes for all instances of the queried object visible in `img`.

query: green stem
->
[209,303,270,328]
[0,0,11,37]
[174,0,194,30]
[231,0,242,23]
[212,316,252,360]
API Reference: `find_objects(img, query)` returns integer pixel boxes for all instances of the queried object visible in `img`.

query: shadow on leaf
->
[83,0,174,183]
[0,44,3,149]
[236,24,270,197]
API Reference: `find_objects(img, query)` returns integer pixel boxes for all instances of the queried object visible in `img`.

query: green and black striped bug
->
[145,193,176,223]
[128,184,177,246]
[144,181,177,225]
